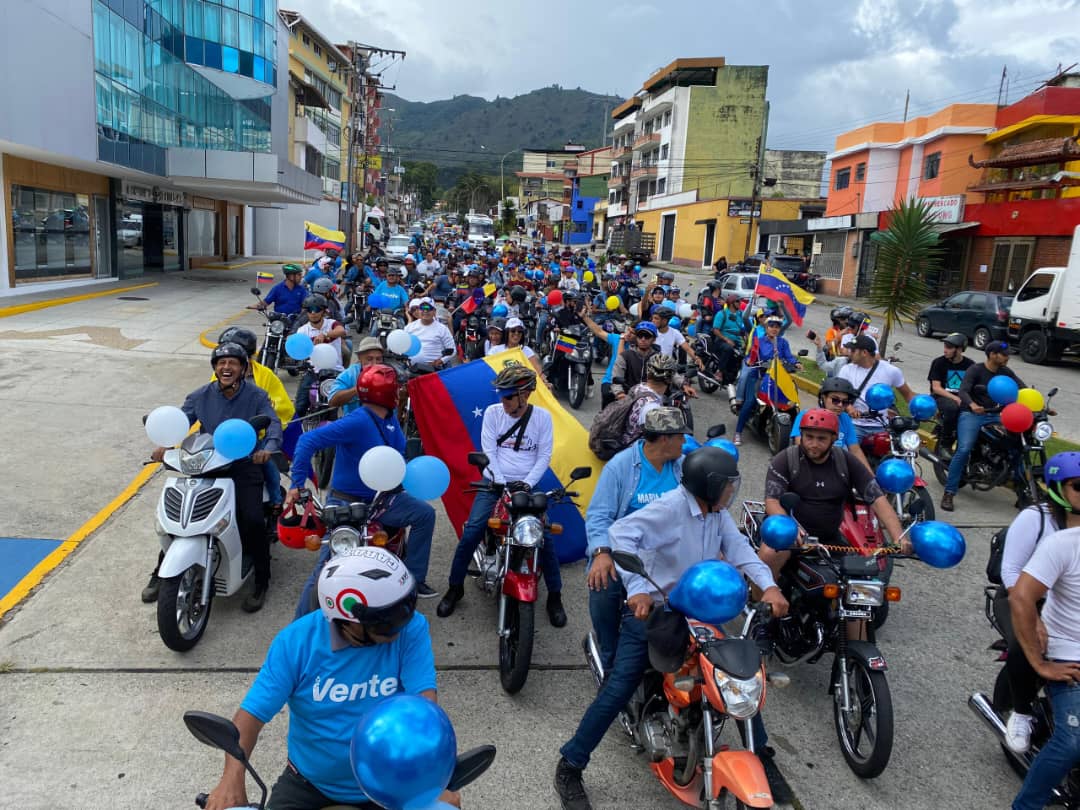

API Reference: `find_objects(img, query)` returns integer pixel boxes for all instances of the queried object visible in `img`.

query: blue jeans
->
[1013,679,1080,810]
[588,572,626,674]
[294,492,436,620]
[447,488,562,593]
[736,369,762,434]
[944,412,998,494]
[536,311,549,346]
[262,462,283,505]
[735,363,755,403]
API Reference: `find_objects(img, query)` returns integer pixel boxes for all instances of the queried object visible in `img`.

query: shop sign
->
[122,180,155,203]
[155,188,187,207]
[921,195,965,224]
[807,215,853,231]
[727,199,761,218]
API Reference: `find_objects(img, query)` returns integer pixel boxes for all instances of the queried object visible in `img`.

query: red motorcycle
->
[467,452,590,694]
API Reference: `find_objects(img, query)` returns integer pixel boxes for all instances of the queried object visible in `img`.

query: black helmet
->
[376,257,389,267]
[218,327,257,359]
[681,446,740,505]
[829,305,852,323]
[210,341,249,370]
[488,317,507,333]
[509,285,527,303]
[303,294,328,311]
[943,332,967,348]
[847,310,869,329]
[818,376,857,401]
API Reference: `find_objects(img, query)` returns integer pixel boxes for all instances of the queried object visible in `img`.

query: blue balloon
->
[988,375,1019,406]
[669,317,681,328]
[285,332,314,361]
[682,434,701,455]
[875,458,916,495]
[660,300,677,312]
[492,304,509,317]
[910,521,966,569]
[350,695,457,810]
[405,334,423,358]
[403,455,451,500]
[687,323,697,337]
[864,383,895,412]
[369,293,389,310]
[213,419,257,460]
[670,560,748,625]
[909,394,937,422]
[705,437,739,461]
[760,514,799,551]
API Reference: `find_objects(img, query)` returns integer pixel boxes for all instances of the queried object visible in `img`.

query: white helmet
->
[317,547,417,634]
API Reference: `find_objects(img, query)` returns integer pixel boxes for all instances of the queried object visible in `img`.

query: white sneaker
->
[1005,711,1035,753]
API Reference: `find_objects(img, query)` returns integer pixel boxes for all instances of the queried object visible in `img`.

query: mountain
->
[382,86,625,188]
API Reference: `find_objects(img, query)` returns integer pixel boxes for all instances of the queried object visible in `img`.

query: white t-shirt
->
[404,319,455,363]
[655,327,686,358]
[480,403,554,488]
[1022,527,1080,661]
[416,259,441,278]
[487,343,536,361]
[297,319,344,371]
[1002,505,1059,589]
[838,359,907,427]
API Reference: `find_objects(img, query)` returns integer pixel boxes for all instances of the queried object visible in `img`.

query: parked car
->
[915,291,1013,349]
[385,234,413,260]
[718,272,760,303]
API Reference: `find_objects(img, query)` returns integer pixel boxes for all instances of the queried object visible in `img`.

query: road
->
[0,264,1034,809]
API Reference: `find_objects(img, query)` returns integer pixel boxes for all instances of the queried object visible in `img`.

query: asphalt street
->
[0,263,1041,809]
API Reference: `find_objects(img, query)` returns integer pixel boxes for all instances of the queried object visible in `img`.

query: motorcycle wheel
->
[499,598,535,695]
[157,565,212,652]
[699,366,720,394]
[833,656,893,778]
[567,368,587,409]
[902,486,935,525]
[768,416,793,455]
[992,666,1028,778]
[682,404,694,432]
[932,454,964,489]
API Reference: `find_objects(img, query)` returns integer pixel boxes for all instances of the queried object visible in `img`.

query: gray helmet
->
[210,341,249,370]
[645,353,677,382]
[218,327,257,359]
[312,277,334,296]
[303,294,328,311]
[488,318,507,334]
[818,376,857,402]
[943,332,967,348]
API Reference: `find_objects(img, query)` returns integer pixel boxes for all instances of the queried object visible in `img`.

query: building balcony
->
[294,117,327,155]
[633,132,660,151]
[610,144,631,159]
[608,174,629,189]
[630,164,658,180]
[607,202,628,218]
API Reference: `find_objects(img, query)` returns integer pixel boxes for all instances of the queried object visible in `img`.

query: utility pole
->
[743,101,769,260]
[902,89,910,122]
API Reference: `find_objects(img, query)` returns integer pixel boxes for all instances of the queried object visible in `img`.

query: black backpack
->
[986,506,1046,585]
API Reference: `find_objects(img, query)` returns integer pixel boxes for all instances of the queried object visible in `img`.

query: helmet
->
[385,265,402,276]
[1045,452,1080,512]
[668,286,680,294]
[847,311,869,329]
[493,364,537,395]
[218,327,257,359]
[317,547,418,635]
[943,332,967,348]
[282,263,303,277]
[726,294,741,305]
[818,377,857,401]
[356,364,399,410]
[563,290,580,303]
[488,318,507,334]
[404,255,417,265]
[312,277,335,296]
[303,294,328,312]
[509,285,527,303]
[682,446,741,505]
[800,408,840,436]
[635,321,658,337]
[376,257,389,267]
[276,501,326,549]
[645,353,677,381]
[466,267,482,278]
[210,341,249,370]
[829,306,852,323]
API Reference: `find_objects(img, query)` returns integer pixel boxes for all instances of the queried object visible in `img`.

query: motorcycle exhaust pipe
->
[919,446,941,465]
[583,632,605,688]
[968,692,1008,742]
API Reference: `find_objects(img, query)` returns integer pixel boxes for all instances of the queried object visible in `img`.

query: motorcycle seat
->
[703,638,761,680]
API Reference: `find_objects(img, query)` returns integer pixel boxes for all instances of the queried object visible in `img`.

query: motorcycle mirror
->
[894,342,902,351]
[446,745,498,792]
[706,424,727,439]
[249,415,271,432]
[183,711,247,762]
[797,349,809,357]
[569,466,592,481]
[250,287,261,296]
[467,451,489,470]
[611,551,647,576]
[1048,387,1059,398]
[779,492,801,513]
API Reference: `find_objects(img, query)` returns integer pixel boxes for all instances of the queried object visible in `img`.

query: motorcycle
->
[248,288,297,375]
[666,365,698,433]
[743,494,922,778]
[693,334,741,401]
[344,281,372,334]
[150,414,284,651]
[738,351,807,454]
[184,711,496,810]
[546,322,593,409]
[466,453,591,694]
[582,551,777,810]
[458,313,487,362]
[299,363,341,492]
[858,411,936,524]
[927,386,1056,507]
[372,307,406,349]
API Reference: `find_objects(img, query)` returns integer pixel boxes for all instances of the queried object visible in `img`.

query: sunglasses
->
[1068,481,1080,493]
[419,305,435,312]
[827,396,852,406]
[636,333,655,340]
[305,306,325,313]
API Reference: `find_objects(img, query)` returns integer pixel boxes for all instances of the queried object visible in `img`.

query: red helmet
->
[356,364,399,410]
[800,408,839,436]
[277,501,325,550]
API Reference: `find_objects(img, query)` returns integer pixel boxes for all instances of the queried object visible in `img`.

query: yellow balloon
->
[1016,388,1045,412]
[583,270,595,283]
[606,295,620,311]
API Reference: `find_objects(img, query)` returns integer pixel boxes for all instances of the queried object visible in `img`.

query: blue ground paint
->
[0,538,63,601]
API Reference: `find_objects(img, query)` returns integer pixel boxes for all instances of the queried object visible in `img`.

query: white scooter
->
[151,414,281,651]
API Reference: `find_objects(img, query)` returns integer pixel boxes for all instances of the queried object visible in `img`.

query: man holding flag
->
[734,314,801,446]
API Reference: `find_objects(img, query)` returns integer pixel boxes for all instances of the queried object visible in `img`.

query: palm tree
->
[867,197,944,348]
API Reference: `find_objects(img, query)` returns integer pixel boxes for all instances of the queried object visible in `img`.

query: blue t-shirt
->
[304,267,335,289]
[790,409,858,448]
[241,610,437,803]
[630,443,680,512]
[263,280,306,315]
[291,406,406,498]
[601,332,622,384]
[328,365,362,414]
[712,309,743,341]
[373,281,410,311]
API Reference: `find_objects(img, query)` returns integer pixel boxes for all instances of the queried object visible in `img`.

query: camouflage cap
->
[644,406,688,436]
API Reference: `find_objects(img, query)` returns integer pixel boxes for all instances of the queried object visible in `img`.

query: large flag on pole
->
[304,221,346,253]
[753,266,815,326]
[407,349,601,562]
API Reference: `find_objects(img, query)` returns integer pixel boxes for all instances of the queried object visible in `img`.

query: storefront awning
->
[289,71,330,110]
[931,221,979,235]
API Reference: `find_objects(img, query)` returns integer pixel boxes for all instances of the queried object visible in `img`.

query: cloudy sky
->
[287,0,1080,151]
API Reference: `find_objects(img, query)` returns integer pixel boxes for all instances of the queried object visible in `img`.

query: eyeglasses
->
[827,396,852,406]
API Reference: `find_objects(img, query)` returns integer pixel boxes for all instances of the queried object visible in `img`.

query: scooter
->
[150,414,283,652]
[184,711,496,809]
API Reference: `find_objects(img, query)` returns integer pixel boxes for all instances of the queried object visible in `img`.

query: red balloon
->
[547,289,563,307]
[1001,402,1034,433]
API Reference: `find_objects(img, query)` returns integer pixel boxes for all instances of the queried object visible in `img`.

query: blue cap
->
[635,321,658,337]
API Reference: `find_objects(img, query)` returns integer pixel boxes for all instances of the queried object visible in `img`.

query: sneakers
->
[554,757,592,810]
[547,592,568,628]
[141,574,161,603]
[940,492,955,512]
[1006,711,1036,754]
[733,433,742,446]
[436,584,464,618]
[416,582,440,599]
[242,584,268,613]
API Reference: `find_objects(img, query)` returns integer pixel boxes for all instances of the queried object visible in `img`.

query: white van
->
[1007,224,1080,364]
[362,209,388,246]
[465,214,494,248]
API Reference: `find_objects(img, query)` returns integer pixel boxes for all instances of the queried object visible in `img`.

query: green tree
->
[403,161,439,210]
[446,171,497,216]
[867,198,944,348]
[500,198,517,231]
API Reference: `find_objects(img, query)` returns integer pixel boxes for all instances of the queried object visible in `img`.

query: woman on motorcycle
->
[733,315,802,446]
[492,317,546,383]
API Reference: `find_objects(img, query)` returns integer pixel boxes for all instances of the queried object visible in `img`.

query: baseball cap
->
[417,297,435,310]
[985,340,1010,355]
[851,335,878,354]
[505,316,525,331]
[644,406,688,436]
[356,336,384,355]
[408,298,421,310]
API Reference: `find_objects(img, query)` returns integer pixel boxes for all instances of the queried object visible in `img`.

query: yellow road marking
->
[199,310,250,349]
[0,282,158,319]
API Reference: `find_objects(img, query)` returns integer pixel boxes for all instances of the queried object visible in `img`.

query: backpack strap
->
[496,405,534,452]
[853,360,881,400]
[784,443,849,487]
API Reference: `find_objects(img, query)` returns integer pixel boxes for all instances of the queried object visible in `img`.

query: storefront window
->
[117,202,145,277]
[187,208,218,257]
[10,186,93,281]
[163,208,181,271]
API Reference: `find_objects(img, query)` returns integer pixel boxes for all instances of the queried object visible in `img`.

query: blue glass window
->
[253,0,265,21]
[239,13,254,51]
[222,9,239,47]
[252,55,265,82]
[239,0,252,14]
[238,50,253,78]
[204,4,221,40]
[222,45,239,74]
[185,35,204,64]
[204,40,222,70]
[185,1,203,36]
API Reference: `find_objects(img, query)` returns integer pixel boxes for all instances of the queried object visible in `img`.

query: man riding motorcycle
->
[734,315,802,447]
[610,322,660,400]
[294,293,347,418]
[253,264,306,317]
[621,354,688,448]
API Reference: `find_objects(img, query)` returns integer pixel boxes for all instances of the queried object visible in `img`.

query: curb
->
[0,281,158,319]
[200,258,306,270]
[198,309,250,349]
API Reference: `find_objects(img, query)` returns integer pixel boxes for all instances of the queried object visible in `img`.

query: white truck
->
[465,214,495,248]
[1007,224,1080,364]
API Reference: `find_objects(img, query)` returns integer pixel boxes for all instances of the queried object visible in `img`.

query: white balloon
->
[145,405,190,447]
[358,446,407,492]
[629,302,640,317]
[309,343,339,371]
[678,303,693,319]
[386,329,411,355]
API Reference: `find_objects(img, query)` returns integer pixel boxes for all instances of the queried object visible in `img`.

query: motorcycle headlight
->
[1035,422,1054,441]
[180,448,214,475]
[329,526,362,554]
[713,669,764,720]
[899,430,921,452]
[319,378,337,401]
[511,515,545,547]
[845,580,884,607]
[269,320,285,335]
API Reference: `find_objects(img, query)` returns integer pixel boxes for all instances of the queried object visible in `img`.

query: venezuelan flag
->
[760,356,799,409]
[555,334,578,354]
[303,221,346,253]
[256,271,274,283]
[754,267,815,326]
[407,349,601,562]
